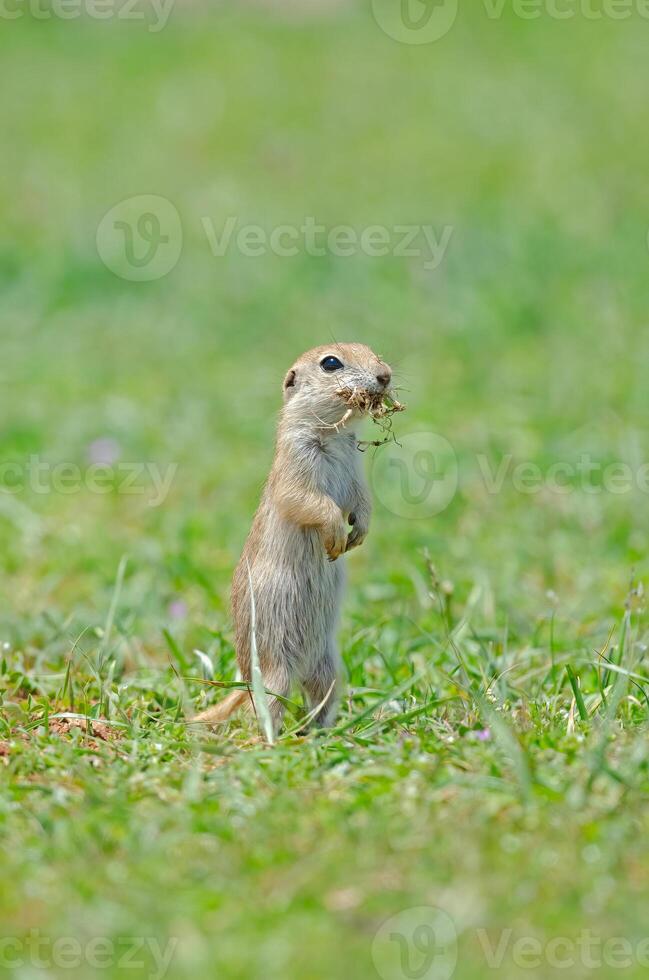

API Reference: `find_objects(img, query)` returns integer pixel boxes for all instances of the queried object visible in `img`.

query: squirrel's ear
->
[283,368,297,399]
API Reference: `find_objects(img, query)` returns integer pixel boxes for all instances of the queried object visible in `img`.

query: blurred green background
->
[2,2,649,978]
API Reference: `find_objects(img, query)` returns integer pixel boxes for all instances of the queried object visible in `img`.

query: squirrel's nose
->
[376,370,391,388]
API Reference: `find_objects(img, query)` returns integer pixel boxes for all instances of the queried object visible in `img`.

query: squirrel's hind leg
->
[301,646,340,730]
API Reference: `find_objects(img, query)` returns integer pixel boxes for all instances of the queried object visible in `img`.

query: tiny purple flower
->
[475,728,491,741]
[87,437,121,466]
[168,599,188,621]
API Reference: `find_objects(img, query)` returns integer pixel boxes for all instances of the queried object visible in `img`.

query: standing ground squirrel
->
[193,343,395,733]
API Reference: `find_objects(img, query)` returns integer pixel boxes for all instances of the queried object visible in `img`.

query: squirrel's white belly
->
[248,511,345,677]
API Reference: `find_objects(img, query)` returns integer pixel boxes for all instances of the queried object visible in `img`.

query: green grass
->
[2,4,649,978]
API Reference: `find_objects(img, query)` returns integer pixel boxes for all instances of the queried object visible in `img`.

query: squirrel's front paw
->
[321,518,348,561]
[345,512,369,552]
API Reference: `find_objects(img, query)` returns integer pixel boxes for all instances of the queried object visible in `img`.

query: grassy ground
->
[2,3,649,978]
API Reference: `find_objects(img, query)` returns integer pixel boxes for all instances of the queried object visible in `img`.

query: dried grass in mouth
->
[336,386,406,450]
[337,386,406,420]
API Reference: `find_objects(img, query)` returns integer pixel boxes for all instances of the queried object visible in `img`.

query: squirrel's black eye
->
[320,355,344,373]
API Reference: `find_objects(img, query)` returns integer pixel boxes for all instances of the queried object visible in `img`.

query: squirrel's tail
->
[191,688,249,725]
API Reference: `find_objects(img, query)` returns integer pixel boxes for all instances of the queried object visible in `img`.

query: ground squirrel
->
[193,343,394,733]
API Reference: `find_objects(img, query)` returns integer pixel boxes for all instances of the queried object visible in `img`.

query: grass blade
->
[100,554,128,668]
[246,559,274,745]
[566,665,588,721]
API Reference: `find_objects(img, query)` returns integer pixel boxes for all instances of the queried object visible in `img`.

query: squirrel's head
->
[281,343,393,428]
